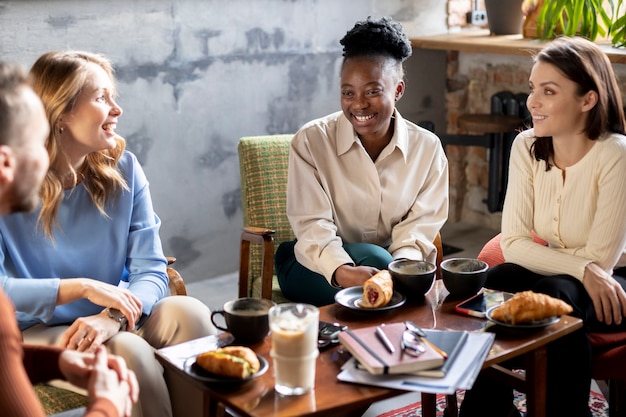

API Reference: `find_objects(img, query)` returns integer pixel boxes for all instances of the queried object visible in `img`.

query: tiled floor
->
[185,221,500,311]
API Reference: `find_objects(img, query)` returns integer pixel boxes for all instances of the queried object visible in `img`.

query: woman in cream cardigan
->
[461,37,626,417]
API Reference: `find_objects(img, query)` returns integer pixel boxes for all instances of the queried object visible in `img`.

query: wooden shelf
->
[411,29,626,64]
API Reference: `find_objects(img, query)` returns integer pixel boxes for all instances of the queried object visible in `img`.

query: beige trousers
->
[24,296,217,417]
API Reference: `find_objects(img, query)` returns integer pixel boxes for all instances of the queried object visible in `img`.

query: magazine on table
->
[337,331,495,394]
[156,333,234,369]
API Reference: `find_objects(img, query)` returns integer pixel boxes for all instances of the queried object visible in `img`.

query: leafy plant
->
[608,0,626,47]
[533,0,626,48]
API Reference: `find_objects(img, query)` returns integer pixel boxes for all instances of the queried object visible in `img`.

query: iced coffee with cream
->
[269,303,319,395]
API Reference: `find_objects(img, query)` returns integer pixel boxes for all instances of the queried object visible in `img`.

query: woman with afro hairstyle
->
[276,16,449,306]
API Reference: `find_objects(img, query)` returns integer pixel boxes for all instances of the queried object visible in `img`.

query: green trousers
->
[275,240,393,306]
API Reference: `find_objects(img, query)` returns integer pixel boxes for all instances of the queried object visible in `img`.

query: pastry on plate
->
[196,346,260,379]
[360,270,394,308]
[491,291,573,325]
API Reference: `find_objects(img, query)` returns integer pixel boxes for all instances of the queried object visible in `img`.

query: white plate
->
[334,287,406,312]
[486,305,560,330]
[183,354,268,384]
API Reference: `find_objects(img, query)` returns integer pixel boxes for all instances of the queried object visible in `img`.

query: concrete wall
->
[0,0,448,283]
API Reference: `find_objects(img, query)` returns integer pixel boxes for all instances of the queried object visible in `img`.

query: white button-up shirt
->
[287,110,449,282]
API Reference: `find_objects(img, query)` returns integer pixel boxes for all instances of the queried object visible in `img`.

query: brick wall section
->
[445,54,531,229]
[444,1,626,230]
[444,0,517,228]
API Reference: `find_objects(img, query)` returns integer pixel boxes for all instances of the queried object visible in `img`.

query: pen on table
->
[375,325,395,353]
[421,337,448,359]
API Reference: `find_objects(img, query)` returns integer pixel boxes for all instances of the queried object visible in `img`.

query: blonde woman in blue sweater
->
[0,51,216,417]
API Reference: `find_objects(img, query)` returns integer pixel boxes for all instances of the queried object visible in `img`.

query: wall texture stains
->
[0,0,447,283]
[245,27,285,52]
[124,131,154,166]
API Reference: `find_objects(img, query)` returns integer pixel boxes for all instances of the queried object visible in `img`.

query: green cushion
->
[34,383,88,414]
[238,135,295,300]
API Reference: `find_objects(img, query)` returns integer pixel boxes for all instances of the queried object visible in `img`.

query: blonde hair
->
[30,51,129,238]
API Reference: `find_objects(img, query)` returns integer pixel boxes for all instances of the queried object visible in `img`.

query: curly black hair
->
[340,16,412,63]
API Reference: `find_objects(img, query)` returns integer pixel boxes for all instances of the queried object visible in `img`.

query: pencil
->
[421,337,448,359]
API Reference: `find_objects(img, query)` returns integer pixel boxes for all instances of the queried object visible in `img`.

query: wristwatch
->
[104,307,128,330]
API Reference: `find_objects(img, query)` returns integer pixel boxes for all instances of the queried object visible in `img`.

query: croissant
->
[196,346,260,379]
[360,270,394,308]
[491,291,573,325]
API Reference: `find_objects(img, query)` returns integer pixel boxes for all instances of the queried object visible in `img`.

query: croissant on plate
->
[360,270,394,308]
[491,291,573,325]
[196,346,260,379]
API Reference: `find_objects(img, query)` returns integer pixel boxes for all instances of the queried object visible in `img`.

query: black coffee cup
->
[210,297,276,345]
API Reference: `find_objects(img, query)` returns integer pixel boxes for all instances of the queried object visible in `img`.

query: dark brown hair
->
[530,37,626,170]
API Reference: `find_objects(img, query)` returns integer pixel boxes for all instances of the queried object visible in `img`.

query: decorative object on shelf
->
[526,0,626,47]
[485,0,524,35]
[521,0,545,38]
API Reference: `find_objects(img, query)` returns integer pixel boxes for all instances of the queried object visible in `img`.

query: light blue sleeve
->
[123,154,169,315]
[0,276,59,322]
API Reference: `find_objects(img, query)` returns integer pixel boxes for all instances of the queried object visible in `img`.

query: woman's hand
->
[333,265,380,288]
[58,279,142,328]
[582,262,626,325]
[60,312,125,352]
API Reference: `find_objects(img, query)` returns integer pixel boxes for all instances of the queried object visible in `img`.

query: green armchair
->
[238,135,294,302]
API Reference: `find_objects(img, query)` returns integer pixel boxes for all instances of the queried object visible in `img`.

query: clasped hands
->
[60,346,139,417]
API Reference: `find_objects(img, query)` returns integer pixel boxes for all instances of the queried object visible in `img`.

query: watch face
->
[107,308,127,324]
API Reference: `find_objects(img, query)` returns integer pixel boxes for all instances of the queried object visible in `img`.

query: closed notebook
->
[411,329,469,378]
[338,322,445,375]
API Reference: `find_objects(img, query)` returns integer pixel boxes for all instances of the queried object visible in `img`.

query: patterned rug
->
[377,389,609,417]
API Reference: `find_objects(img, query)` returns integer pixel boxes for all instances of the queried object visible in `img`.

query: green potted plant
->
[522,0,625,48]
[609,0,626,47]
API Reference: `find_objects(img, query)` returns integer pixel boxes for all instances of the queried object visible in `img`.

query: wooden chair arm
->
[239,226,275,299]
[165,257,187,296]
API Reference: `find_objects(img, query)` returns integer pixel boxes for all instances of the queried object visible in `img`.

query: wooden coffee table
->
[156,280,582,417]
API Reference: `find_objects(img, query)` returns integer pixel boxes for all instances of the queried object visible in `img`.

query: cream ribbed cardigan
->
[501,130,626,281]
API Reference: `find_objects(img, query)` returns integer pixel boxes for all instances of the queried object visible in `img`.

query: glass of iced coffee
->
[268,303,319,396]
